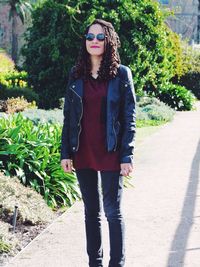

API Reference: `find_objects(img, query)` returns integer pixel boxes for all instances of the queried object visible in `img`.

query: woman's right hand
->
[61,159,73,173]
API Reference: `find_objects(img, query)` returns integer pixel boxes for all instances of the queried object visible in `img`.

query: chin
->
[92,54,103,57]
[89,52,104,57]
[88,49,104,56]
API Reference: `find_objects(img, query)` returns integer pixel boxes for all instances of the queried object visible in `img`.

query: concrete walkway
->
[6,103,200,267]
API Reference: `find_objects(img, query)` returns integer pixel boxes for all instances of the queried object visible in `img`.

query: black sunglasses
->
[85,33,106,41]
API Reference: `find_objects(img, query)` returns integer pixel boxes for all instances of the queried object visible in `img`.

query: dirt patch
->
[0,173,63,266]
[0,210,62,266]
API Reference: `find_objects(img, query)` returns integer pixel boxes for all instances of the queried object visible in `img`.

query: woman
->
[61,18,136,267]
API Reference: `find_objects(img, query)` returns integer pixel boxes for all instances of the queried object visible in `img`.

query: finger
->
[67,162,73,172]
[62,165,67,172]
[70,161,74,170]
[120,170,128,177]
[125,171,129,176]
[62,163,71,173]
[129,165,133,172]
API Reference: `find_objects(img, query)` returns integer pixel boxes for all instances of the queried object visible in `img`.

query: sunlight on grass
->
[136,125,162,147]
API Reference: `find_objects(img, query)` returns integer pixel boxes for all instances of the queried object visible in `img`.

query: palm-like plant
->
[1,0,33,63]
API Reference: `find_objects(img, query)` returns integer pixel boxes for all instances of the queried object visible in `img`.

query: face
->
[86,24,105,57]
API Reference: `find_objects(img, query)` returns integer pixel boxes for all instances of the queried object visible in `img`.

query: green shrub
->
[175,48,200,99]
[0,114,80,208]
[0,50,15,73]
[0,56,27,91]
[178,72,200,100]
[137,95,167,107]
[0,70,28,88]
[172,45,200,100]
[21,0,75,109]
[0,85,39,103]
[156,83,196,111]
[136,107,149,121]
[21,108,64,124]
[136,96,175,127]
[141,104,174,121]
[0,66,39,104]
[183,45,200,73]
[167,33,190,79]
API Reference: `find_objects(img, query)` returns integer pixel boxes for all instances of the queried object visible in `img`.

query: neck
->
[90,55,102,72]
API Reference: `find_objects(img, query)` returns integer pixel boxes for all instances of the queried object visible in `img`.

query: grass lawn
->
[135,125,162,147]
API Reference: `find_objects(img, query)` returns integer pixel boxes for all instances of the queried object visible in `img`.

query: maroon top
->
[72,76,120,171]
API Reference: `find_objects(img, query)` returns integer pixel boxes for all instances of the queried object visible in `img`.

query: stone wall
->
[158,0,199,42]
[0,3,27,64]
[0,4,12,53]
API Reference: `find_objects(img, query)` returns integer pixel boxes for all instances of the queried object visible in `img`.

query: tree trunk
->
[11,9,18,64]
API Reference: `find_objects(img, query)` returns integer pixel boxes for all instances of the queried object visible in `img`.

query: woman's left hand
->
[120,163,133,177]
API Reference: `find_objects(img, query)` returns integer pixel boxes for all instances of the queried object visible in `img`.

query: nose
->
[92,37,98,43]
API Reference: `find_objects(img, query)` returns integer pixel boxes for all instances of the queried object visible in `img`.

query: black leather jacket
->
[61,64,136,164]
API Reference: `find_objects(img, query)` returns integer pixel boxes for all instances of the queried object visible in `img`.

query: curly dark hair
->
[72,19,121,80]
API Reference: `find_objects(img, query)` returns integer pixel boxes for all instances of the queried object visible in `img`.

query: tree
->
[22,0,186,109]
[1,0,33,63]
[22,0,80,108]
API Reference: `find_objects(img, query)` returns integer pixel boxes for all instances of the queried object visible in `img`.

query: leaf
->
[10,125,21,140]
[0,151,10,155]
[34,170,44,181]
[15,166,25,178]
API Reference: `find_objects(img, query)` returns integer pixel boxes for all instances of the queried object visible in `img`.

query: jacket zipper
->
[70,87,83,151]
[113,117,117,151]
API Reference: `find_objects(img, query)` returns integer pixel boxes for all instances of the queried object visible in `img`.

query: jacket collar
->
[70,74,120,99]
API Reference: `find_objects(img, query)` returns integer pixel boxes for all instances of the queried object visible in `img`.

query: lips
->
[90,46,100,48]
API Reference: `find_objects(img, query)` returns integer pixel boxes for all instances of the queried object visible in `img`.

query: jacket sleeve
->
[60,72,73,160]
[120,67,136,164]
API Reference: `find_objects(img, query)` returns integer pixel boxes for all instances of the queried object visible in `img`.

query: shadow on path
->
[166,140,200,267]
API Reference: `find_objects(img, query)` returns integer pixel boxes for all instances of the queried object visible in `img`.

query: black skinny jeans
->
[76,169,125,267]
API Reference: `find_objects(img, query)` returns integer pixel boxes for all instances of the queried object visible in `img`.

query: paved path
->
[6,103,200,267]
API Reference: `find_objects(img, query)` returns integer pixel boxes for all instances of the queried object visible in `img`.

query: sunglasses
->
[85,33,106,41]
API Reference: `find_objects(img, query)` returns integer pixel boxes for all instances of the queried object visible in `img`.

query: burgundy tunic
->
[72,76,120,171]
